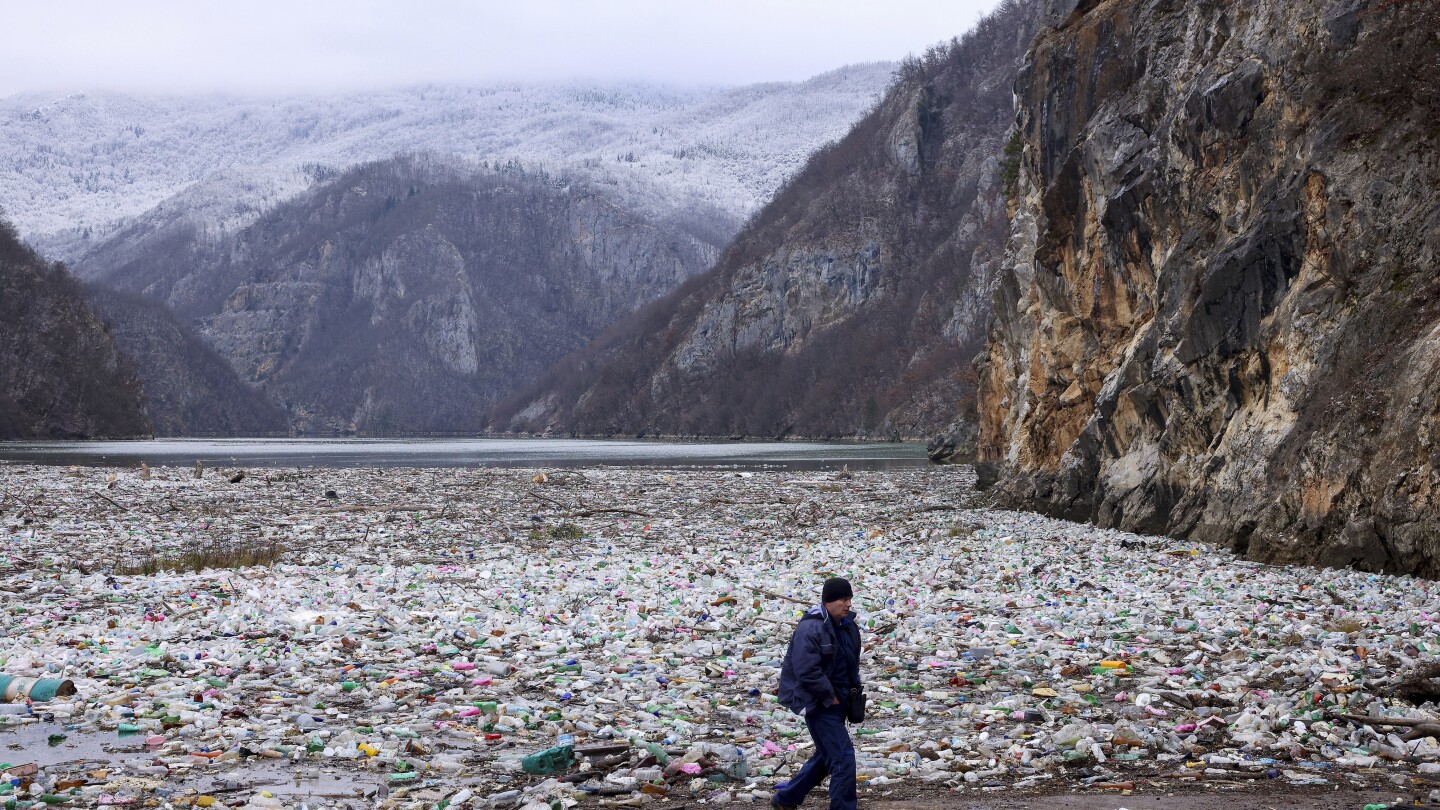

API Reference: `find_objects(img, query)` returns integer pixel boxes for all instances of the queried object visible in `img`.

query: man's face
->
[824,596,852,620]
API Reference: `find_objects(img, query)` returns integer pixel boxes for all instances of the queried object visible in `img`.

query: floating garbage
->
[0,676,75,703]
[521,744,575,775]
[1,463,1440,807]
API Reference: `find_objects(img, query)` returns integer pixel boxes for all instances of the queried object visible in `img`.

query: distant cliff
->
[78,157,722,434]
[492,0,1056,440]
[978,0,1440,573]
[84,289,288,436]
[0,217,150,439]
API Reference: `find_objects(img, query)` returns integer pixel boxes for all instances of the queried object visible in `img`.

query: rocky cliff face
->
[84,289,288,436]
[0,218,150,439]
[978,0,1440,573]
[493,0,1056,440]
[78,157,720,434]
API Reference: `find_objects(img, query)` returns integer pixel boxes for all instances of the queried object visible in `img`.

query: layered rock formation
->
[978,0,1440,573]
[79,157,721,434]
[0,218,150,439]
[493,0,1056,440]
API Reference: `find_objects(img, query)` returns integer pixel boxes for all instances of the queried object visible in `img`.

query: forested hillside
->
[78,157,723,434]
[492,0,1054,441]
[84,289,288,436]
[1,66,891,259]
[0,216,149,439]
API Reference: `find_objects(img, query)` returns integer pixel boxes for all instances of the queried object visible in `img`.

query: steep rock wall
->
[978,0,1440,573]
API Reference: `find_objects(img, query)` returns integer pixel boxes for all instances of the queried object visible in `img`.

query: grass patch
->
[524,523,585,544]
[547,523,583,541]
[1328,617,1366,634]
[113,541,288,575]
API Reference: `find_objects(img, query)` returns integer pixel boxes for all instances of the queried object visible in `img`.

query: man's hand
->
[830,695,840,706]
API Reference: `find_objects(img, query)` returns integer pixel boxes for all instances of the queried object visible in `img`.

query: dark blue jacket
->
[778,605,862,715]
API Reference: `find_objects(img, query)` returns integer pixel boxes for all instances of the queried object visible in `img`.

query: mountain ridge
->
[489,0,1056,441]
[1,64,893,260]
[75,156,726,434]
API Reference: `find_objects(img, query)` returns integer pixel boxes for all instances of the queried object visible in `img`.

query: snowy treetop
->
[0,63,893,247]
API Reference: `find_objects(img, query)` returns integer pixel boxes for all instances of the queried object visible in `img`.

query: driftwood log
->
[1386,661,1440,705]
[1333,712,1440,742]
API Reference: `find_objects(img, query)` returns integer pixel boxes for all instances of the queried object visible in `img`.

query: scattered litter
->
[2,463,1439,808]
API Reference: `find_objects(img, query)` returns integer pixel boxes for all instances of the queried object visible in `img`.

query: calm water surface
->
[0,438,930,470]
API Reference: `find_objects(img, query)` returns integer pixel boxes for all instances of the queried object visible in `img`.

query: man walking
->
[773,576,861,810]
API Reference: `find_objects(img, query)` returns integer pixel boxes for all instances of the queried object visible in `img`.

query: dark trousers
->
[775,702,856,810]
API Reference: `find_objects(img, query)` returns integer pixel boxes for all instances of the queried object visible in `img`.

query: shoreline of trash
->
[4,463,1440,808]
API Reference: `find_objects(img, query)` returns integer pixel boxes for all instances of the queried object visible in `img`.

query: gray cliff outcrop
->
[77,157,721,434]
[493,0,1057,440]
[0,217,150,439]
[977,0,1440,573]
[84,289,289,436]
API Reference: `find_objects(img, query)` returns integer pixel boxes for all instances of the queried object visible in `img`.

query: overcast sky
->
[0,0,1004,97]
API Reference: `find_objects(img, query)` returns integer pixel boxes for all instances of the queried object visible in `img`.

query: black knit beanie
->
[821,577,853,604]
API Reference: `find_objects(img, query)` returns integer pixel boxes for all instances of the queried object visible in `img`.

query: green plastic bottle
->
[521,744,576,774]
[642,741,670,764]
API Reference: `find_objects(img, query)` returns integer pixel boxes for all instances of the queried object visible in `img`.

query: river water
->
[0,437,930,470]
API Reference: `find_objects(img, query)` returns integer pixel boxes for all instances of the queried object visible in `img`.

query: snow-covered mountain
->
[0,63,893,255]
[74,155,727,435]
